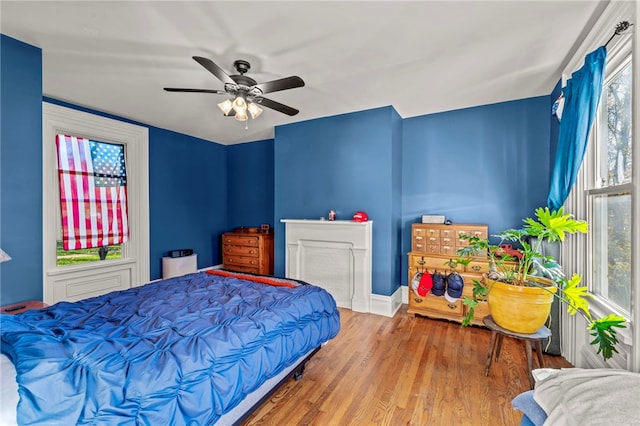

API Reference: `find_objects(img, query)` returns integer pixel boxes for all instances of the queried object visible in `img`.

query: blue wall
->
[226,139,275,230]
[0,35,43,304]
[273,107,402,296]
[148,127,227,279]
[401,96,551,284]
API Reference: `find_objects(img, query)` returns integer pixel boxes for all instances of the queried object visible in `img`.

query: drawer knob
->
[471,265,481,271]
[447,303,458,310]
[413,297,423,303]
[416,236,423,240]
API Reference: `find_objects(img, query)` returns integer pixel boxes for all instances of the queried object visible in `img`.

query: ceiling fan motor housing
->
[233,60,251,75]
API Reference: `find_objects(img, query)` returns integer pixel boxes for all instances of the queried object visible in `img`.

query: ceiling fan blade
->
[253,76,305,95]
[256,97,299,116]
[193,56,236,85]
[164,88,227,95]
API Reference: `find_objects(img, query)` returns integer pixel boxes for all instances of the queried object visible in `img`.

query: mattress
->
[0,271,340,424]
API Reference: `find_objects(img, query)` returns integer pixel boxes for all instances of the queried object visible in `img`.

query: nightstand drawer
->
[223,254,261,268]
[223,245,259,256]
[223,235,259,247]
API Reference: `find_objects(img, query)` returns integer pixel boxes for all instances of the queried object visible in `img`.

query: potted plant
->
[456,207,626,361]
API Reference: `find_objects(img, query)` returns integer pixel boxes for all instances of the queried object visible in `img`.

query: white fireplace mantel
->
[281,219,372,313]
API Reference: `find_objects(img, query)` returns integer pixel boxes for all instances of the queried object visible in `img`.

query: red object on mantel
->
[352,211,369,222]
[1,300,48,315]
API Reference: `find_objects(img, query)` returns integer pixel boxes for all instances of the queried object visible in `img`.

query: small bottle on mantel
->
[329,210,336,221]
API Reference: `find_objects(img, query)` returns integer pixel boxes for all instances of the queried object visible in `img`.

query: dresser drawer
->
[466,260,489,273]
[455,227,488,240]
[409,255,461,272]
[226,265,260,275]
[412,235,427,252]
[223,245,259,257]
[408,293,464,316]
[471,300,491,322]
[223,254,261,268]
[223,235,259,247]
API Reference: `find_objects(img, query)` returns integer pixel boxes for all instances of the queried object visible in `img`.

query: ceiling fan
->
[164,56,305,121]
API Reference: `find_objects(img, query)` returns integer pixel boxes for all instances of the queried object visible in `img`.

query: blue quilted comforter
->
[1,272,340,425]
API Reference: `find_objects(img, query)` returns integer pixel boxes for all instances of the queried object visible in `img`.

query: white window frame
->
[42,102,149,302]
[559,0,637,371]
[587,45,633,316]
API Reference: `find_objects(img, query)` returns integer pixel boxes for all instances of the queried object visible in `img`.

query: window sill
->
[46,257,137,277]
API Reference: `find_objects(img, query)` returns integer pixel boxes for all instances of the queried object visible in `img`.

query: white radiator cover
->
[281,219,372,313]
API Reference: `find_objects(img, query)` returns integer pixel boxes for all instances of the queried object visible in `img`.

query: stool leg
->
[525,340,535,389]
[485,330,498,376]
[535,340,545,368]
[495,334,504,360]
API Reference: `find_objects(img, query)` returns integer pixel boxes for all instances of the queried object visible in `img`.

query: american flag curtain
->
[56,134,129,250]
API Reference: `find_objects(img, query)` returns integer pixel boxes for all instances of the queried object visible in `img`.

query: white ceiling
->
[1,1,605,145]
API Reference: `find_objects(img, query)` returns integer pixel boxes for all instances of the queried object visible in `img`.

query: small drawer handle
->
[413,297,423,303]
[471,266,481,271]
[415,236,423,240]
[447,303,457,310]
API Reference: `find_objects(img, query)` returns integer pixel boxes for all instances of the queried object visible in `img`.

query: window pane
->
[598,60,632,186]
[591,192,631,313]
[56,240,122,266]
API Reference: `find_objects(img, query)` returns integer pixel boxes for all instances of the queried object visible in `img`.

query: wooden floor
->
[243,306,572,426]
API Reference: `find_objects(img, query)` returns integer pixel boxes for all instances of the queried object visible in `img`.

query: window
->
[588,49,633,316]
[43,102,149,304]
[55,134,127,266]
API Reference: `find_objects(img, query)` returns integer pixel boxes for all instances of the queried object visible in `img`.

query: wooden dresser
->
[222,229,274,275]
[407,223,490,325]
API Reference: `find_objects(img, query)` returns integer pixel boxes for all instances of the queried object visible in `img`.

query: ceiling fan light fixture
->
[217,99,233,115]
[232,96,247,112]
[234,108,248,121]
[247,102,263,119]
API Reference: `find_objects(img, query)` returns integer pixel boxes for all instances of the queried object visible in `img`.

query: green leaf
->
[524,207,588,242]
[588,314,627,361]
[561,274,592,319]
[461,297,478,327]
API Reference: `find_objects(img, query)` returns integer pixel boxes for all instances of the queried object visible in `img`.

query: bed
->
[512,367,640,425]
[0,270,341,425]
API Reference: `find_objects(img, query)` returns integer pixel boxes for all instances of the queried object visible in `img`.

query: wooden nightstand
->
[222,228,274,275]
[1,300,48,315]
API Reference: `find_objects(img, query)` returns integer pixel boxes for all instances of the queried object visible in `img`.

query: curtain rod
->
[604,21,633,47]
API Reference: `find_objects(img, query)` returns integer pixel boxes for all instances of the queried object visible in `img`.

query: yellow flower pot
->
[486,275,557,334]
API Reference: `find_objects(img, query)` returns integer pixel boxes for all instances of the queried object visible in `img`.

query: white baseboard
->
[369,286,404,317]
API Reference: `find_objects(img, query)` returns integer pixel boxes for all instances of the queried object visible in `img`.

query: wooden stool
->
[483,315,551,389]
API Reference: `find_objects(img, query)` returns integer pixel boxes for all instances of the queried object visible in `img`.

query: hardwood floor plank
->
[243,306,572,425]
